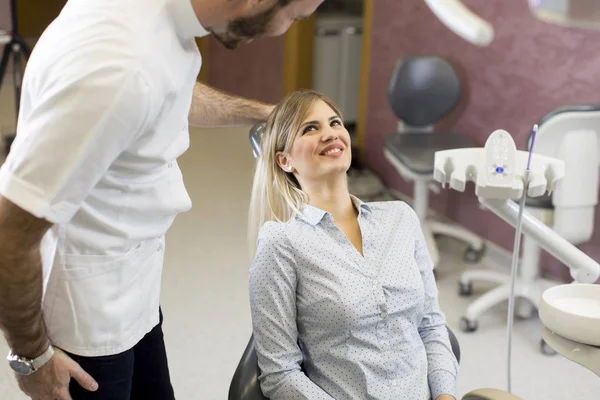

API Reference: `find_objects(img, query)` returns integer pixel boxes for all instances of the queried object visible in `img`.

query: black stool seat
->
[384,132,479,174]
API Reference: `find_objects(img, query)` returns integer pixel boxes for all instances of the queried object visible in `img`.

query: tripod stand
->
[0,0,31,154]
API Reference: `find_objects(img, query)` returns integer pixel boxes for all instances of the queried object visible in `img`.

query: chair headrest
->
[388,55,461,127]
[527,105,600,152]
[250,123,266,159]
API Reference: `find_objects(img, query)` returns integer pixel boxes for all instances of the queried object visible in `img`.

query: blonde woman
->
[248,90,458,400]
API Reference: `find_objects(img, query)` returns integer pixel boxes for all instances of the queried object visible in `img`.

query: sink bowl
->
[539,283,600,347]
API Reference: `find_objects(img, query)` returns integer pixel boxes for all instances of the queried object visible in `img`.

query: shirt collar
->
[168,0,210,39]
[297,195,372,226]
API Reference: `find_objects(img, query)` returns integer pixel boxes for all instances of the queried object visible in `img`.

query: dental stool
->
[458,105,600,353]
[382,55,486,269]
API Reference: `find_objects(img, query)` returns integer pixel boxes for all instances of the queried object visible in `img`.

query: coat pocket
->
[46,237,164,354]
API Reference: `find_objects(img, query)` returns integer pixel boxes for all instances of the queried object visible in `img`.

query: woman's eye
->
[303,125,317,134]
[331,119,342,127]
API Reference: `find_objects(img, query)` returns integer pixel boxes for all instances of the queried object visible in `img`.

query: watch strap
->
[31,344,55,371]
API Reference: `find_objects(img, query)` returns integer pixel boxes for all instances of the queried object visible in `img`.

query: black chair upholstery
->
[228,327,461,400]
[388,55,461,127]
[383,55,478,175]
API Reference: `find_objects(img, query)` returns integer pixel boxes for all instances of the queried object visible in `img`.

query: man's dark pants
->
[65,308,175,400]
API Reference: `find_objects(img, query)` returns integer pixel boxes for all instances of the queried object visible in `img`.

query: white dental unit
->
[422,0,600,398]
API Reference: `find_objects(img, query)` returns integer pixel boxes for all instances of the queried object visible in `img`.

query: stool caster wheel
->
[541,339,557,356]
[459,281,473,297]
[460,317,478,333]
[464,243,486,263]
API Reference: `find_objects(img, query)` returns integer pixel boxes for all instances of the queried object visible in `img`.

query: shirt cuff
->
[0,168,73,224]
[0,168,50,218]
[429,369,457,399]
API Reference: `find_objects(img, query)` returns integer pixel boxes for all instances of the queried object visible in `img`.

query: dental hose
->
[506,124,538,393]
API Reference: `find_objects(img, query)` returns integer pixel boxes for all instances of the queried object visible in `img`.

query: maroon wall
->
[364,0,600,281]
[204,36,284,105]
[0,0,9,30]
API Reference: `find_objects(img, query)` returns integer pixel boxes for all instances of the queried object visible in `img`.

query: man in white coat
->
[0,0,323,399]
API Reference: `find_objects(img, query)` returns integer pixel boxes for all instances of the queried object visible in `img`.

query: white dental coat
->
[0,0,208,357]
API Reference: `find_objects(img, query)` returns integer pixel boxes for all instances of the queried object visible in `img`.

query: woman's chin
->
[318,155,351,168]
[321,164,352,178]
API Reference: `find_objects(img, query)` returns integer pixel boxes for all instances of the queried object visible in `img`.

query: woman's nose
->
[321,127,338,142]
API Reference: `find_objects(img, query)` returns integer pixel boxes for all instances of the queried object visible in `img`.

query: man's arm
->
[0,196,52,358]
[188,81,275,127]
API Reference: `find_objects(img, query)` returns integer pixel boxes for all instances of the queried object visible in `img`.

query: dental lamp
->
[424,0,600,47]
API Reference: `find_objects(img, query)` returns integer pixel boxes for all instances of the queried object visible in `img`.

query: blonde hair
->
[248,90,343,255]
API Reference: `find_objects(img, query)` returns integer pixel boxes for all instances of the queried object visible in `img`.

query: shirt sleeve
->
[0,55,154,224]
[249,222,335,400]
[406,204,459,399]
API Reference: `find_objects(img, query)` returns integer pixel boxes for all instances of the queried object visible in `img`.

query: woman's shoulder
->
[252,221,297,269]
[259,219,290,234]
[256,220,294,247]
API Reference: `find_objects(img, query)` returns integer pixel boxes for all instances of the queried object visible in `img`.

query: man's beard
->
[212,5,280,49]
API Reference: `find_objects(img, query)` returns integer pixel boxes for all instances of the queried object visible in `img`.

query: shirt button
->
[391,380,398,387]
[168,163,173,168]
[373,280,379,286]
[382,344,389,351]
[380,312,387,319]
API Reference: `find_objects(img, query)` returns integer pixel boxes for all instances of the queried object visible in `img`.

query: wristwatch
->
[7,344,55,375]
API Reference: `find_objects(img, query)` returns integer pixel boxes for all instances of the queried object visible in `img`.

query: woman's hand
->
[435,395,456,400]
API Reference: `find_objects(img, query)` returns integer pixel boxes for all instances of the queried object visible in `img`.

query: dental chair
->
[229,124,521,400]
[382,55,486,270]
[458,105,600,352]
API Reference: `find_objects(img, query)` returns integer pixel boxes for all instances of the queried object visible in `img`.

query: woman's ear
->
[276,152,294,173]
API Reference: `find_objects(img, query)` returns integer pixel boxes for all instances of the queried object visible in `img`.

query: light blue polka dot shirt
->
[249,197,459,400]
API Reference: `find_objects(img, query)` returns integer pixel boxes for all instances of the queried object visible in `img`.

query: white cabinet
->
[313,14,363,123]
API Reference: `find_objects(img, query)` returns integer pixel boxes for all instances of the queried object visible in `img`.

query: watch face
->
[9,359,33,375]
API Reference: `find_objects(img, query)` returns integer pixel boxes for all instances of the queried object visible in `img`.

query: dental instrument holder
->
[434,129,600,284]
[434,129,600,393]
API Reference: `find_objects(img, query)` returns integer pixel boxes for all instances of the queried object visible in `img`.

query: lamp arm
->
[423,0,494,46]
[479,197,600,283]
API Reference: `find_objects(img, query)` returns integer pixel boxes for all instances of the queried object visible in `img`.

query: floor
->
[1,90,599,399]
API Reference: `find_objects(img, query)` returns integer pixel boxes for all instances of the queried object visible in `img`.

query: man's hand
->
[188,81,276,127]
[16,347,98,400]
[435,395,456,400]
